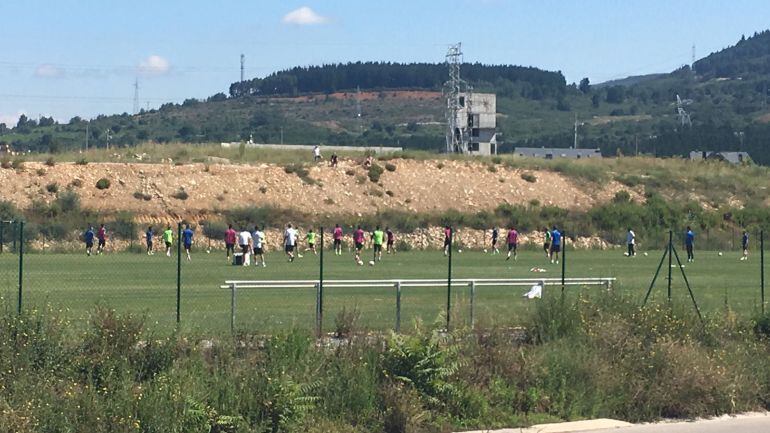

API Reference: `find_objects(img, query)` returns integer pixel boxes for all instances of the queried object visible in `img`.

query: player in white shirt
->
[238,228,253,266]
[252,225,266,268]
[284,223,299,262]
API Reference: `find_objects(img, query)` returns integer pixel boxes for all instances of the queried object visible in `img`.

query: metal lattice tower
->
[444,43,472,154]
[676,94,692,127]
[133,78,139,115]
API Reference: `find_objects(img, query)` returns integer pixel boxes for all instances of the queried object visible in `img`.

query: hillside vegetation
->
[2,31,770,163]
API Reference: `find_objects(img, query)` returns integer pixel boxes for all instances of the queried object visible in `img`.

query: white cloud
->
[34,64,65,78]
[282,6,328,25]
[137,55,171,76]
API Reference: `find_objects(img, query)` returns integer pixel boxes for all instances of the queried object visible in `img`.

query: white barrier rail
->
[222,277,616,333]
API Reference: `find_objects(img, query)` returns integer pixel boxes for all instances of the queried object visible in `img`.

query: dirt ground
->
[0,159,638,226]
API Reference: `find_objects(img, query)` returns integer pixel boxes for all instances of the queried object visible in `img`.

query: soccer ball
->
[643,252,648,256]
[718,252,723,256]
[368,260,375,266]
[483,249,488,253]
[357,260,364,266]
[297,254,304,258]
[458,249,463,253]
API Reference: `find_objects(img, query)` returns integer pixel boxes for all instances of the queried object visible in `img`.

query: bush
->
[436,162,444,169]
[345,169,355,176]
[521,172,537,183]
[171,189,189,200]
[487,165,498,173]
[111,211,137,240]
[613,190,632,203]
[368,164,384,182]
[70,178,83,188]
[133,191,152,201]
[95,178,111,190]
[45,183,58,194]
[334,306,361,338]
[384,163,397,172]
[0,157,10,169]
[44,157,56,167]
[11,158,24,170]
[36,168,46,176]
[259,186,268,194]
[55,190,80,213]
[385,190,395,197]
[75,158,88,165]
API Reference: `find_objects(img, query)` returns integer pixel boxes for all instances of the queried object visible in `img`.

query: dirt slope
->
[0,159,636,224]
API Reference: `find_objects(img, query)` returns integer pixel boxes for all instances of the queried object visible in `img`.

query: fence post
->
[17,221,23,315]
[230,283,236,333]
[315,282,321,336]
[469,280,476,329]
[446,227,453,331]
[561,231,566,293]
[395,281,401,333]
[759,230,765,314]
[0,221,4,253]
[176,223,181,324]
[668,230,674,303]
[318,227,324,337]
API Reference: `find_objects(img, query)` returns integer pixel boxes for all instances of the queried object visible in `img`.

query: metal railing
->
[222,277,616,333]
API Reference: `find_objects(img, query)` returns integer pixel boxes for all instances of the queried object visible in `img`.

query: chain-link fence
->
[5,222,769,335]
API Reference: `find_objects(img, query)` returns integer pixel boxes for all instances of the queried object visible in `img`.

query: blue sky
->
[1,0,769,124]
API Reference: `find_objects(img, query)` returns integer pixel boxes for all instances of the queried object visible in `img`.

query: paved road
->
[577,414,770,433]
[459,413,770,433]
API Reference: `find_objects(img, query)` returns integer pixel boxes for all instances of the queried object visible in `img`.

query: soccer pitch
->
[0,248,765,334]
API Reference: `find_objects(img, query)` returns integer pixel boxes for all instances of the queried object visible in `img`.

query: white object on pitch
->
[483,249,488,253]
[643,252,648,256]
[368,260,375,266]
[718,252,723,256]
[458,249,463,253]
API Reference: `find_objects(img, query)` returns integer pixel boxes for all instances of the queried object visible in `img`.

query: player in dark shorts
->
[505,226,518,261]
[96,224,107,255]
[224,224,237,262]
[741,230,749,261]
[491,227,499,254]
[145,226,154,255]
[386,227,395,254]
[550,226,562,264]
[182,224,194,261]
[543,227,551,259]
[84,225,95,256]
[353,225,365,265]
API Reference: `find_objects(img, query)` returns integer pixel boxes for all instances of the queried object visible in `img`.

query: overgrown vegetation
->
[0,295,768,432]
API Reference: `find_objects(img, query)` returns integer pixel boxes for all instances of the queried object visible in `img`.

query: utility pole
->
[133,78,140,115]
[691,44,696,69]
[85,122,89,152]
[240,54,245,83]
[105,129,111,151]
[573,114,578,149]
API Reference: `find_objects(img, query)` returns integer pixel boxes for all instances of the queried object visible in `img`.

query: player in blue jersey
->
[685,226,695,262]
[83,225,95,256]
[182,224,194,261]
[549,226,561,264]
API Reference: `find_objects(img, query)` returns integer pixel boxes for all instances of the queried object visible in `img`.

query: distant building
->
[514,147,602,160]
[452,93,498,156]
[689,151,751,164]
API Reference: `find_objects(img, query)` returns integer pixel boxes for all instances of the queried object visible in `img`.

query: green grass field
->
[0,247,766,334]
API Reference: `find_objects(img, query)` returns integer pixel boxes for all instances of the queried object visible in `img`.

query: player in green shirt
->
[372,226,385,262]
[306,228,317,255]
[163,226,174,257]
[543,227,552,259]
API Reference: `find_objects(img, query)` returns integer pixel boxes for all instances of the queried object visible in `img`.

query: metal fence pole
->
[176,222,182,324]
[759,230,765,314]
[668,230,674,303]
[561,231,566,292]
[0,221,4,254]
[315,282,321,336]
[469,281,476,329]
[230,283,236,333]
[395,281,401,333]
[318,227,324,337]
[18,221,24,315]
[446,227,453,331]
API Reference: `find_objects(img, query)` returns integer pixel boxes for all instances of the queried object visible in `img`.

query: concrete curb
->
[458,418,633,433]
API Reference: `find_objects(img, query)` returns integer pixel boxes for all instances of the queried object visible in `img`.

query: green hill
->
[3,30,770,164]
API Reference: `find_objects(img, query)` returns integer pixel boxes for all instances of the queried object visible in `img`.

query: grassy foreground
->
[0,248,766,333]
[0,294,769,432]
